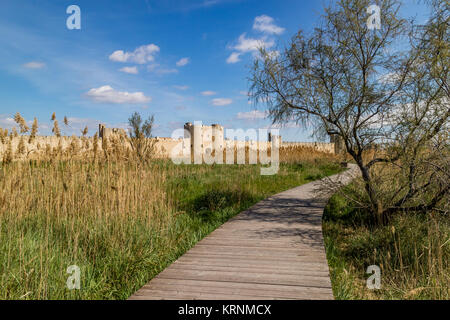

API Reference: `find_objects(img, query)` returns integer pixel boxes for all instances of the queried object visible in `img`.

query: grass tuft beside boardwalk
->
[323,186,449,300]
[0,159,341,299]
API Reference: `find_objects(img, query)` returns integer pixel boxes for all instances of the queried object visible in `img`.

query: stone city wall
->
[281,141,335,154]
[0,122,343,161]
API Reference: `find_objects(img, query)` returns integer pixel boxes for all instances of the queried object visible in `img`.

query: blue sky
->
[0,0,429,141]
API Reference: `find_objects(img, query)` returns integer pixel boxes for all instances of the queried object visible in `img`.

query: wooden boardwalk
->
[129,165,358,300]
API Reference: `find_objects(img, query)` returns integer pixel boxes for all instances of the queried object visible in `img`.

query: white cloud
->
[201,91,217,96]
[176,57,190,67]
[156,68,178,75]
[253,15,285,35]
[23,61,45,69]
[227,33,274,64]
[147,63,159,71]
[211,98,233,106]
[226,15,283,64]
[226,52,241,64]
[0,116,16,129]
[233,33,274,53]
[119,66,139,74]
[236,110,267,120]
[86,85,151,104]
[109,44,160,64]
[147,63,178,74]
[174,85,189,90]
[264,122,301,129]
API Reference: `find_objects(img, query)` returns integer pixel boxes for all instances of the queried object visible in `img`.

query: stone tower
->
[184,122,225,164]
[212,124,224,164]
[268,132,282,146]
[330,134,345,154]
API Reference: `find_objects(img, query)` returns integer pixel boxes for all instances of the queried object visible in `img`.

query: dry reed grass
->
[0,131,342,299]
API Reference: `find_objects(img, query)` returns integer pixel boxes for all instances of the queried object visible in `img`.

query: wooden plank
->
[155,269,332,288]
[191,243,324,254]
[167,263,331,277]
[146,278,331,291]
[135,286,330,300]
[198,237,325,246]
[181,252,327,263]
[172,258,330,271]
[187,246,326,258]
[130,289,292,300]
[196,238,320,248]
[139,278,333,299]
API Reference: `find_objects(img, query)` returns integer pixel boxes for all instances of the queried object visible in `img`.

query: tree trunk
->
[358,162,385,224]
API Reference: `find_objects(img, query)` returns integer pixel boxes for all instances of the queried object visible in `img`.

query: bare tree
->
[250,0,449,223]
[385,0,449,216]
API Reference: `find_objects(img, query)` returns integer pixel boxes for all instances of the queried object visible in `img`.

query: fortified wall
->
[0,122,345,161]
[0,135,102,159]
[182,122,282,163]
[180,122,342,156]
[98,124,126,139]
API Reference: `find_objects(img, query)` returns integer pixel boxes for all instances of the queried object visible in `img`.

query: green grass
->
[0,159,342,299]
[323,186,450,300]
